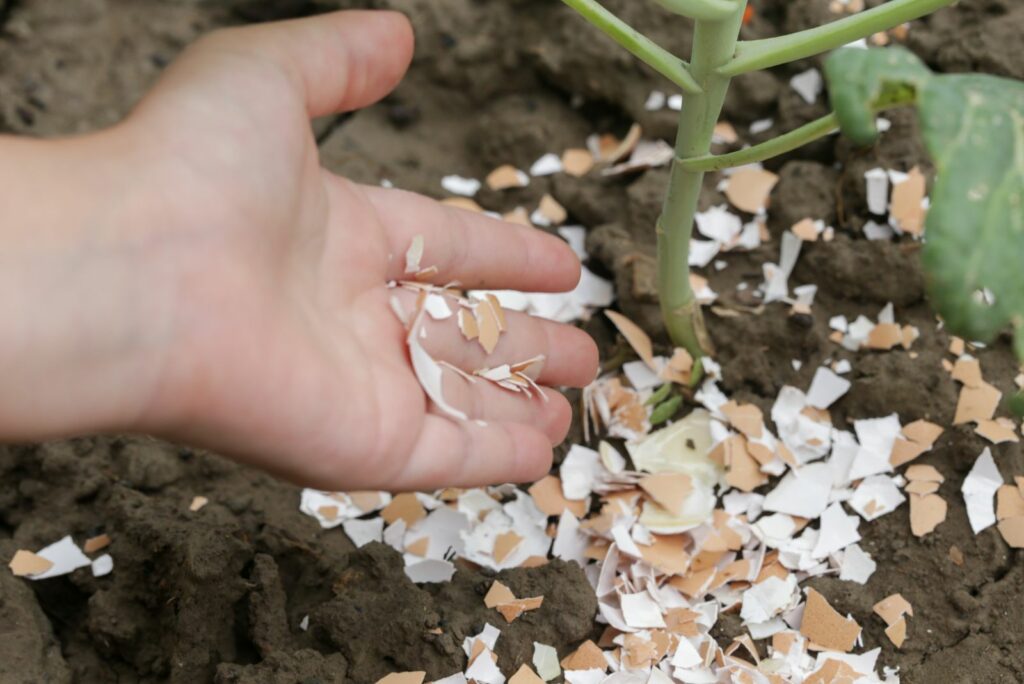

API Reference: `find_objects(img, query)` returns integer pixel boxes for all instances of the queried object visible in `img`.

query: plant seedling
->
[562,0,1024,407]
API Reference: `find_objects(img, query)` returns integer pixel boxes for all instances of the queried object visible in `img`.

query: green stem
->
[679,113,840,172]
[649,0,740,21]
[718,0,955,76]
[678,92,922,173]
[560,0,703,94]
[658,3,748,356]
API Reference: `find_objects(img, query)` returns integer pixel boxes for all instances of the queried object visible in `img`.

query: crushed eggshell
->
[713,121,739,144]
[602,140,675,176]
[800,588,861,652]
[996,484,1024,520]
[865,323,903,350]
[790,68,823,104]
[529,476,588,518]
[662,347,696,385]
[864,167,890,214]
[561,640,608,671]
[83,534,111,554]
[873,594,913,627]
[509,664,545,684]
[12,536,91,581]
[909,493,947,537]
[713,436,768,493]
[533,642,561,681]
[639,533,691,576]
[493,531,524,563]
[889,166,926,236]
[601,123,642,163]
[996,485,1024,549]
[885,617,908,648]
[962,448,1003,534]
[375,673,426,684]
[954,382,1002,425]
[724,166,779,214]
[405,536,430,557]
[952,358,983,387]
[382,493,427,527]
[976,418,1019,444]
[9,550,54,577]
[902,420,944,449]
[639,473,694,518]
[905,464,944,482]
[484,581,543,623]
[791,218,820,242]
[486,164,529,191]
[806,367,851,409]
[405,235,425,274]
[535,194,567,226]
[441,175,481,197]
[562,148,594,177]
[605,310,655,369]
[91,553,113,578]
[998,517,1024,548]
[441,197,485,213]
[720,401,765,439]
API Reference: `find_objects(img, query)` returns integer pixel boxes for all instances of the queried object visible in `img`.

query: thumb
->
[157,10,415,119]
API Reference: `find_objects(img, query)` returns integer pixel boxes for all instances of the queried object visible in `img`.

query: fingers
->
[436,376,573,445]
[197,10,414,118]
[393,416,555,490]
[360,184,582,293]
[392,289,599,388]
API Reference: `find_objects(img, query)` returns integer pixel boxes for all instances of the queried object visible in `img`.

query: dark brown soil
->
[1,1,1022,683]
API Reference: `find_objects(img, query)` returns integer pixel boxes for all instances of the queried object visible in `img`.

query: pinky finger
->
[392,416,553,491]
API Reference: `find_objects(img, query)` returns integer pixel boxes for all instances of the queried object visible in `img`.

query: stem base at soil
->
[657,5,746,357]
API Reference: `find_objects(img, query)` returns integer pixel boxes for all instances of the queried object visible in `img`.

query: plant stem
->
[560,0,703,94]
[658,3,747,356]
[678,90,923,172]
[719,0,955,76]
[679,113,840,172]
[649,0,740,21]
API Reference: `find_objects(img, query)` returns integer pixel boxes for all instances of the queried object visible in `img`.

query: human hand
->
[86,11,598,490]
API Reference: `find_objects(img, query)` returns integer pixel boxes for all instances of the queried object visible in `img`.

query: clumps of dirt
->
[1,438,600,682]
[309,543,596,682]
[217,650,349,684]
[798,237,926,307]
[0,544,72,684]
[907,0,1024,79]
[767,161,840,236]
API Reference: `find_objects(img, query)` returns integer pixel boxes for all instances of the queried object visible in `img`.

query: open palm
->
[123,11,598,490]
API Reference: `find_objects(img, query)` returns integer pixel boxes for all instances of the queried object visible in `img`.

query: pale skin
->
[0,10,599,491]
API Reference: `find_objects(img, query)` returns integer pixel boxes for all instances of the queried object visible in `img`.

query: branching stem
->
[719,0,956,76]
[657,5,747,356]
[679,113,840,172]
[562,0,957,359]
[560,0,702,94]
[648,0,740,21]
[677,95,919,172]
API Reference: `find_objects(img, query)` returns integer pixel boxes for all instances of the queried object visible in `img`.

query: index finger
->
[360,184,582,292]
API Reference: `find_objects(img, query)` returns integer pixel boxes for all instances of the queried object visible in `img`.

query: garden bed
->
[1,0,1022,682]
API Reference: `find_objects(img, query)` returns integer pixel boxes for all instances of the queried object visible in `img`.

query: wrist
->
[0,128,176,440]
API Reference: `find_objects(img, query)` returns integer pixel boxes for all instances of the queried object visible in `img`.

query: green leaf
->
[1009,391,1024,417]
[688,357,705,388]
[645,382,674,406]
[649,395,683,425]
[824,47,929,146]
[825,47,1024,398]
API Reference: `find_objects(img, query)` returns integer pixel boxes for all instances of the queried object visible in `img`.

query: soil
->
[1,0,1023,683]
